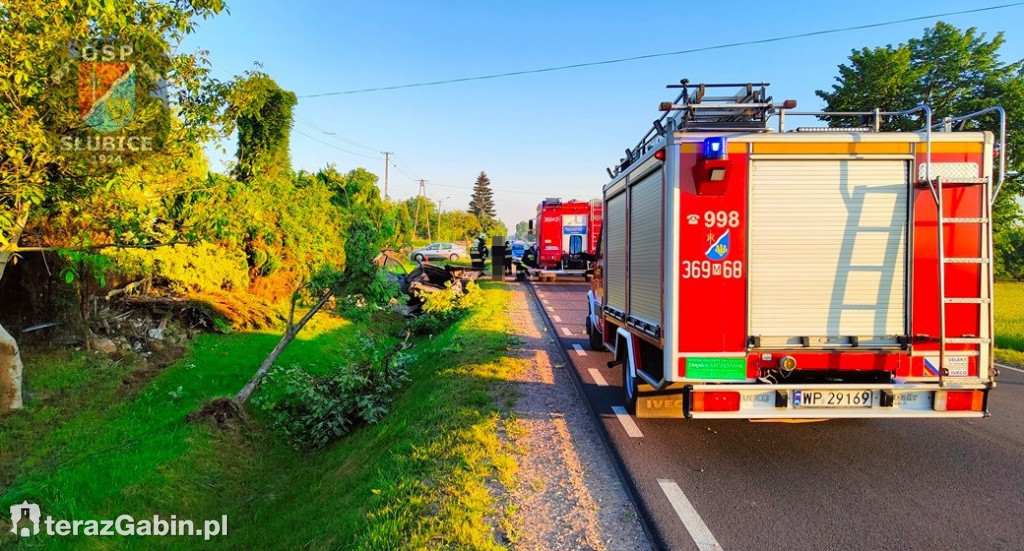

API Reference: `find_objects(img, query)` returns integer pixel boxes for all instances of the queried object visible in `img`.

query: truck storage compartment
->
[748,159,909,348]
[628,170,664,333]
[604,191,627,316]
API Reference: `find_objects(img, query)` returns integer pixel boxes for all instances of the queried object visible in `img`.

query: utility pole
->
[381,151,392,200]
[437,196,450,241]
[413,179,428,241]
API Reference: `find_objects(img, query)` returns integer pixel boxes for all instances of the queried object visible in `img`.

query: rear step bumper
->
[682,382,991,419]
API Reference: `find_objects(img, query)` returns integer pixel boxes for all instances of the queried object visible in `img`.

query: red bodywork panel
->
[677,149,749,354]
[907,150,987,377]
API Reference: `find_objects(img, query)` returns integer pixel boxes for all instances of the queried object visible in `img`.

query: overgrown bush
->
[408,280,483,335]
[338,269,405,323]
[107,243,250,293]
[252,335,412,450]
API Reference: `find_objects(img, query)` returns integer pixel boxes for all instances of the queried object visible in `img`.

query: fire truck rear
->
[527,198,602,280]
[586,80,1005,419]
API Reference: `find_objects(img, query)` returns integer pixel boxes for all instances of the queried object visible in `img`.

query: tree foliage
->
[816,21,1024,279]
[468,171,496,223]
[0,0,227,279]
[228,73,297,182]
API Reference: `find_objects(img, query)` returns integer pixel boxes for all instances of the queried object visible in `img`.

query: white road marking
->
[572,344,587,356]
[561,327,572,336]
[546,306,555,312]
[536,293,545,298]
[542,299,550,304]
[588,368,608,386]
[610,406,643,437]
[657,479,724,551]
[996,362,1024,374]
[552,315,563,323]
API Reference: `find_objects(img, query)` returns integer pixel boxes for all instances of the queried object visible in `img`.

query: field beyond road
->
[995,282,1024,365]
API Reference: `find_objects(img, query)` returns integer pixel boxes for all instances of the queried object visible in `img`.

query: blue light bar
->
[703,137,727,160]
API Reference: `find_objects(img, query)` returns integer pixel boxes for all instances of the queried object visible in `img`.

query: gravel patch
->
[500,283,652,551]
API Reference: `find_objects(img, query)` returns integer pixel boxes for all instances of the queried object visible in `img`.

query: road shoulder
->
[501,282,652,550]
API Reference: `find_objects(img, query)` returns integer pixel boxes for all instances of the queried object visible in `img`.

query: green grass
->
[1,282,524,549]
[995,281,1024,364]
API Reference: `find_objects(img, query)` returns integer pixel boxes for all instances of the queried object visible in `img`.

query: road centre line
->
[572,344,587,356]
[610,406,643,437]
[588,368,608,386]
[657,479,724,551]
[996,362,1024,375]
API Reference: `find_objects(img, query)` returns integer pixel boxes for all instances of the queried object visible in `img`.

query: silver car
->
[409,242,467,262]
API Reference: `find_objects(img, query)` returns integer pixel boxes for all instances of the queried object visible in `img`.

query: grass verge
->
[1,282,524,549]
[995,281,1024,365]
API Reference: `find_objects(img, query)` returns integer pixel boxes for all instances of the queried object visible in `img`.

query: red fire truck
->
[586,80,1005,419]
[527,198,602,279]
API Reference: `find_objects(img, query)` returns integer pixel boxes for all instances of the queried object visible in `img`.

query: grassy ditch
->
[1,282,524,549]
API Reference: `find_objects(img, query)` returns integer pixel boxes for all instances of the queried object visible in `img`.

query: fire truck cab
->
[586,80,1006,420]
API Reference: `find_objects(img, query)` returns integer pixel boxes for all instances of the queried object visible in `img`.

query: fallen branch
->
[235,288,335,404]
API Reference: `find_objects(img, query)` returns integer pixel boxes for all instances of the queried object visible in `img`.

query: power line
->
[298,2,1024,98]
[291,128,380,159]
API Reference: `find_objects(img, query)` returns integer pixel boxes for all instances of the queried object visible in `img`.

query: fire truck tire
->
[586,318,602,351]
[622,359,638,414]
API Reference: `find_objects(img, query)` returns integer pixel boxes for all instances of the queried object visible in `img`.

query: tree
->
[515,220,534,241]
[816,21,1024,279]
[396,202,413,245]
[468,171,496,223]
[0,0,226,411]
[228,73,297,182]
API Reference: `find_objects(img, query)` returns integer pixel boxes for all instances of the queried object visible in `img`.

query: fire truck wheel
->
[586,318,602,351]
[623,361,638,414]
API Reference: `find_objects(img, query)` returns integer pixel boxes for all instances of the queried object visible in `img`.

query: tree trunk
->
[0,323,24,411]
[235,288,334,404]
[0,201,31,283]
[0,202,31,411]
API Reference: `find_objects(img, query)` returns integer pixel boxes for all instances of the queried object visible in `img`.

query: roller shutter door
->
[605,192,627,311]
[628,172,663,326]
[749,159,908,346]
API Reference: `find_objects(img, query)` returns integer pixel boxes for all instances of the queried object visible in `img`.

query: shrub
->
[252,335,412,450]
[408,281,482,336]
[107,243,249,293]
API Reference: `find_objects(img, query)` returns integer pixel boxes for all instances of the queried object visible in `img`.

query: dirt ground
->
[501,282,652,551]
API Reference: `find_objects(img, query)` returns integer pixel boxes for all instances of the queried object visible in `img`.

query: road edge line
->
[657,479,724,551]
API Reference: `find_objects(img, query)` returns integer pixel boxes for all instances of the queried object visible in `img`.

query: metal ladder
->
[924,107,1006,387]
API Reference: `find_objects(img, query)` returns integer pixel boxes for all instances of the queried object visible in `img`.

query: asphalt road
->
[528,280,1024,551]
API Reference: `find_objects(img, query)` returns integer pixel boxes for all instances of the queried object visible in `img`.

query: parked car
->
[409,242,467,262]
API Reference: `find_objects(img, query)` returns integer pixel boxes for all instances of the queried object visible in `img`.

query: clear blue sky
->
[183,0,1024,231]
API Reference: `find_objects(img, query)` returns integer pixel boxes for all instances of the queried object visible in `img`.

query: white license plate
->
[794,389,872,408]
